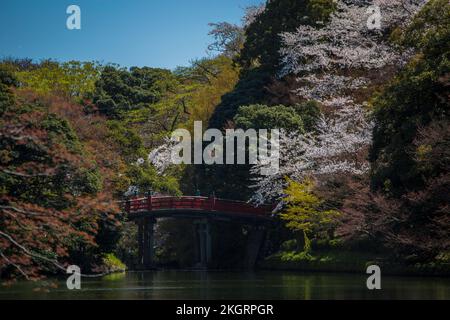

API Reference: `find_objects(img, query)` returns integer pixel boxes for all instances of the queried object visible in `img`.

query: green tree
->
[234,104,304,131]
[12,60,101,98]
[90,65,183,197]
[234,101,320,131]
[281,178,340,253]
[92,66,177,119]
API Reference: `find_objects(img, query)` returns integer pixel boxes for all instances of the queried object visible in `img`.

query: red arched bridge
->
[123,196,274,270]
[124,196,274,221]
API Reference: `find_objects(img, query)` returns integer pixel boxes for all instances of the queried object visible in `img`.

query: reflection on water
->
[1,270,449,300]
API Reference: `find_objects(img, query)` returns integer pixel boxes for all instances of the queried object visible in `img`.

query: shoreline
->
[257,252,450,278]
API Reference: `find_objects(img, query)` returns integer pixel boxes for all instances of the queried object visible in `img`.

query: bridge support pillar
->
[194,219,211,269]
[137,217,156,269]
[245,225,266,270]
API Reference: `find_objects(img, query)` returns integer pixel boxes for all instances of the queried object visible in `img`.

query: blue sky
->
[0,0,262,69]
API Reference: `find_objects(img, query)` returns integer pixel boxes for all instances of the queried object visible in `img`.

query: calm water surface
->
[1,270,449,300]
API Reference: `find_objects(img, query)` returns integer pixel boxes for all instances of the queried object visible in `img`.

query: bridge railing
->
[124,196,273,218]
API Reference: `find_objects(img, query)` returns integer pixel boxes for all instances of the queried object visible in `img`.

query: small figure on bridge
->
[144,189,154,197]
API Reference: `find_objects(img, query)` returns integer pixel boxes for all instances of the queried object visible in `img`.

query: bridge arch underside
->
[130,209,271,224]
[130,210,270,270]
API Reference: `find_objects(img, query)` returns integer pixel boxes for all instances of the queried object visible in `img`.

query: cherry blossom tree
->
[147,137,176,174]
[250,0,428,205]
[280,0,427,104]
[280,0,427,75]
[251,103,373,204]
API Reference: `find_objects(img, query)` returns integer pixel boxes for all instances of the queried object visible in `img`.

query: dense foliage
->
[366,0,450,261]
[1,0,449,279]
[0,67,123,279]
[371,0,450,195]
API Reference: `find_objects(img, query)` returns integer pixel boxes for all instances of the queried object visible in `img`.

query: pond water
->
[1,270,449,300]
